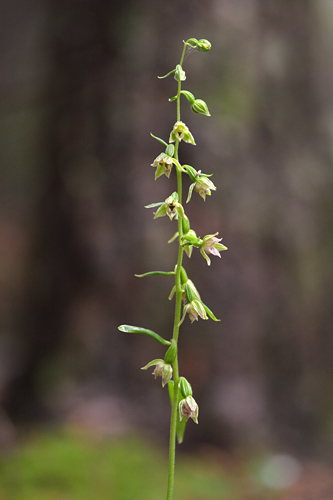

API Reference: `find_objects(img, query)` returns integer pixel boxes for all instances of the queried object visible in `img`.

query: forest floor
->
[0,425,332,500]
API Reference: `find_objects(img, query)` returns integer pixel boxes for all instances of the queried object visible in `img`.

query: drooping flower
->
[183,299,208,323]
[194,176,216,201]
[141,359,173,387]
[179,396,199,424]
[151,153,173,179]
[200,233,227,266]
[169,121,196,145]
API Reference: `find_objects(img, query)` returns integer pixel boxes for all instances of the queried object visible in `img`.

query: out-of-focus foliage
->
[0,430,274,500]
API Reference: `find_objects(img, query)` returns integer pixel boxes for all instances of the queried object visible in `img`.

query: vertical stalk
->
[166,41,187,500]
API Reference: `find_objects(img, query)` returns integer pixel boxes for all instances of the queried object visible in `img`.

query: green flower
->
[151,153,174,179]
[169,121,196,145]
[194,176,216,201]
[154,193,185,221]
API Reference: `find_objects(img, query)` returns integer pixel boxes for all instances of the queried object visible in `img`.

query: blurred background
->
[1,0,333,498]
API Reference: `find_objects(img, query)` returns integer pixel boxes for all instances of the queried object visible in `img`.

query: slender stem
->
[166,41,187,500]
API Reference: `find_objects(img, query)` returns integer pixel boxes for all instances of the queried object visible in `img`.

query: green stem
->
[166,41,187,500]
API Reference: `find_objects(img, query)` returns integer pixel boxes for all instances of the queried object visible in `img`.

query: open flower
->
[141,359,173,387]
[182,299,208,324]
[151,153,173,179]
[200,233,227,266]
[179,396,199,424]
[154,193,185,221]
[194,176,216,201]
[169,121,196,145]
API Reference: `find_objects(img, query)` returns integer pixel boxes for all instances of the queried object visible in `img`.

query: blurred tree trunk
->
[4,0,136,420]
[254,0,332,453]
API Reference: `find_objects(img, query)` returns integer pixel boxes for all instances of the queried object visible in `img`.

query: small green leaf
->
[168,380,174,405]
[186,37,198,47]
[168,380,187,443]
[118,325,171,345]
[135,271,175,278]
[150,133,168,147]
[168,231,179,244]
[145,202,164,209]
[158,68,176,79]
[141,358,164,370]
[186,183,195,203]
[180,90,195,104]
[183,164,198,182]
[168,285,176,300]
[168,95,177,102]
[177,416,187,444]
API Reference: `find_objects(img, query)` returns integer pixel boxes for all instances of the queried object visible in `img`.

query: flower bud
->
[174,64,186,82]
[179,396,199,424]
[191,99,211,116]
[164,339,177,364]
[196,39,211,52]
[179,377,193,398]
[180,266,189,285]
[182,216,190,235]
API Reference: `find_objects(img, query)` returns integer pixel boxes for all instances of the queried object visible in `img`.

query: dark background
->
[1,0,333,461]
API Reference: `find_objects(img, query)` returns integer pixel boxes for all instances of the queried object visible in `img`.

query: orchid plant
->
[118,38,227,500]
